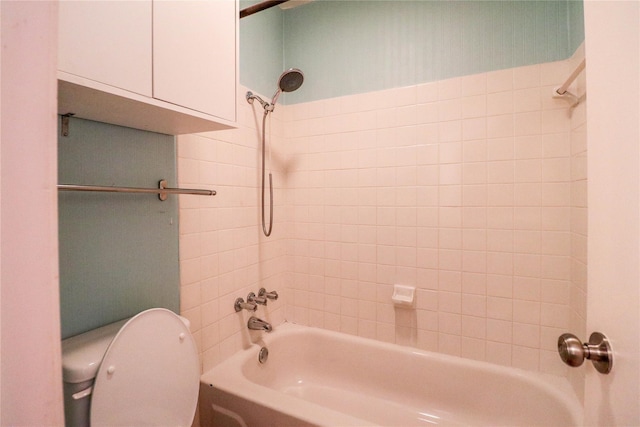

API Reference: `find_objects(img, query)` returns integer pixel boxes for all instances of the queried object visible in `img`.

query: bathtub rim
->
[200,321,583,426]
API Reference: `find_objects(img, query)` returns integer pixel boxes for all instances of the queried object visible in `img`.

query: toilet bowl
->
[61,308,199,427]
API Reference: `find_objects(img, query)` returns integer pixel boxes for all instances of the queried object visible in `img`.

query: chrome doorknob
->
[557,333,585,367]
[557,332,613,374]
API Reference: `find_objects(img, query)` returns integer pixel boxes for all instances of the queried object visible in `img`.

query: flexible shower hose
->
[261,109,273,237]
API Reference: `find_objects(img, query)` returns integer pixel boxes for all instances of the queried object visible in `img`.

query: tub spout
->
[248,316,272,332]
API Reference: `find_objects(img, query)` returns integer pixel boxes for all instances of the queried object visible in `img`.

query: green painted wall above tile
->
[240,0,584,104]
[240,0,285,99]
[58,117,180,339]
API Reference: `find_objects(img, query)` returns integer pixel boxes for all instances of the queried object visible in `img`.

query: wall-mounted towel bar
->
[553,58,586,108]
[58,179,216,201]
[555,58,586,96]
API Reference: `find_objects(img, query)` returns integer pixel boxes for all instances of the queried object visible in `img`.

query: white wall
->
[584,1,640,426]
[0,2,64,425]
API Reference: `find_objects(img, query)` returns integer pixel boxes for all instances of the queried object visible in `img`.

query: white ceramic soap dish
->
[391,284,415,308]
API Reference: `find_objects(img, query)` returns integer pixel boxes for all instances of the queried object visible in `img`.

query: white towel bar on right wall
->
[553,58,586,108]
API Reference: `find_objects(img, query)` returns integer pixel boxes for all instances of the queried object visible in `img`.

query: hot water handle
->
[258,288,278,300]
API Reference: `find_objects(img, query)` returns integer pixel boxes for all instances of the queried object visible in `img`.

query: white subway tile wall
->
[284,58,576,376]
[177,91,289,373]
[178,54,586,380]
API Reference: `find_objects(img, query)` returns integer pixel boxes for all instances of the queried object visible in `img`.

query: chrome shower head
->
[246,68,304,113]
[270,68,304,111]
[278,68,304,93]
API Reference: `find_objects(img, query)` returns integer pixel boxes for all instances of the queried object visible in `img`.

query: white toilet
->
[61,308,200,427]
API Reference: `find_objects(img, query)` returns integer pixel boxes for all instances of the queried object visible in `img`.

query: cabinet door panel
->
[153,0,236,121]
[58,0,152,97]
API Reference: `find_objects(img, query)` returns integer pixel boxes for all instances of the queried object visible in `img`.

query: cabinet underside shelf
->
[58,77,236,136]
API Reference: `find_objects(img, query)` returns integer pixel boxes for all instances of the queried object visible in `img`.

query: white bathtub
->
[199,322,582,426]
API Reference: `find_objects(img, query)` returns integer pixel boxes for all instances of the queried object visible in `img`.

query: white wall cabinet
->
[153,0,236,121]
[58,1,152,97]
[58,0,237,135]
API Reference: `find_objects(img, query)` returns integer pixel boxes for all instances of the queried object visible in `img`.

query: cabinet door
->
[153,0,236,121]
[58,0,152,97]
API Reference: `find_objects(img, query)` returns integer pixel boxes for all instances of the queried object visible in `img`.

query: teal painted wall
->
[567,0,585,52]
[240,0,584,104]
[240,0,285,99]
[58,117,180,339]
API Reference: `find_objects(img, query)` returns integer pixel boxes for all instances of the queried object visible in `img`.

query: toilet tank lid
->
[61,313,191,383]
[61,318,129,384]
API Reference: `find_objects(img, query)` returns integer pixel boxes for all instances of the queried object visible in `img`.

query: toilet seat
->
[90,308,199,427]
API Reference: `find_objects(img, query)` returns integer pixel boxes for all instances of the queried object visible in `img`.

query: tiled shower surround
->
[178,54,586,381]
